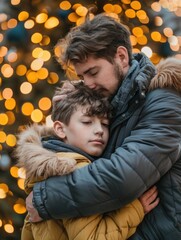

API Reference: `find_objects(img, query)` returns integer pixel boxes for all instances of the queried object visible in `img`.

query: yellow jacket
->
[15,124,144,240]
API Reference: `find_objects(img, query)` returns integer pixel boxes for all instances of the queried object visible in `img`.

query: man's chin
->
[96,88,110,97]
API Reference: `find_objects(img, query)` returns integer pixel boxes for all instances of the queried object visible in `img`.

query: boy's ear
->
[53,121,66,139]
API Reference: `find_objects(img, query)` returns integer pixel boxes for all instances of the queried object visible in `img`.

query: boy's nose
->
[94,124,104,135]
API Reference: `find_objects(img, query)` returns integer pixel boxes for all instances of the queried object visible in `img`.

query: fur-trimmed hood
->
[149,57,181,92]
[14,124,77,180]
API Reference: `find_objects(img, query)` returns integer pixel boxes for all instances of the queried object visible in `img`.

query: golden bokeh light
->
[1,22,8,31]
[132,27,143,37]
[0,46,8,57]
[41,35,51,46]
[14,202,26,214]
[130,35,137,46]
[113,4,122,14]
[141,46,153,58]
[0,184,9,193]
[59,1,71,10]
[18,11,29,21]
[150,53,161,64]
[131,1,141,10]
[72,3,81,10]
[76,6,88,17]
[31,33,43,44]
[7,51,18,63]
[39,50,51,62]
[4,98,16,110]
[155,16,163,26]
[0,131,6,143]
[36,13,48,24]
[151,31,162,41]
[17,178,25,190]
[2,88,13,99]
[11,0,21,5]
[39,97,51,111]
[21,102,34,116]
[31,109,43,122]
[7,19,18,29]
[47,72,59,84]
[0,189,6,199]
[163,27,173,37]
[37,68,49,80]
[125,9,136,18]
[4,224,14,234]
[32,47,43,58]
[104,4,114,13]
[6,134,16,147]
[20,82,32,94]
[10,166,19,178]
[44,17,59,29]
[76,16,86,26]
[68,12,79,22]
[16,64,27,76]
[24,19,35,29]
[1,64,14,78]
[0,113,8,125]
[137,35,147,45]
[6,111,15,125]
[136,10,147,20]
[30,59,44,71]
[151,2,161,12]
[0,13,8,22]
[0,33,3,42]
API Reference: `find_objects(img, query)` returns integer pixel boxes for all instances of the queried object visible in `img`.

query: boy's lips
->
[89,139,104,145]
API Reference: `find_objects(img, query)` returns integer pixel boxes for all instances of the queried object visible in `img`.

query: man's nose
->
[84,78,96,89]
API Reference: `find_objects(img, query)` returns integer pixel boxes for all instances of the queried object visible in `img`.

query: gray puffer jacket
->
[33,54,181,239]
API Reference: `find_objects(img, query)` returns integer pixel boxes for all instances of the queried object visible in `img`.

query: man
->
[27,14,181,239]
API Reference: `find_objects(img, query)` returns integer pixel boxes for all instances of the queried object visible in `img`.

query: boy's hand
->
[139,186,159,214]
[26,191,43,222]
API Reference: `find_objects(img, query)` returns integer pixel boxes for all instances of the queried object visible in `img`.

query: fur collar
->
[149,57,181,92]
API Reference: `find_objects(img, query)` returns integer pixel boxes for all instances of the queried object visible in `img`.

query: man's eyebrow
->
[83,67,97,75]
[77,67,97,78]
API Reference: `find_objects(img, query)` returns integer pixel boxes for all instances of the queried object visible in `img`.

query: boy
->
[15,85,158,240]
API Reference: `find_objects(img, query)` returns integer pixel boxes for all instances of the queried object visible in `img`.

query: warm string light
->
[0,0,180,238]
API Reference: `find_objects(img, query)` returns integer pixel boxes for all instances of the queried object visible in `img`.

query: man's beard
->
[95,62,125,98]
[114,62,125,86]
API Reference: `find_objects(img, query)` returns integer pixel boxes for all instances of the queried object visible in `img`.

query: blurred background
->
[0,0,181,239]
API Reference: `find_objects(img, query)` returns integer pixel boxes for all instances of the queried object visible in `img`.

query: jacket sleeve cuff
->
[33,181,52,220]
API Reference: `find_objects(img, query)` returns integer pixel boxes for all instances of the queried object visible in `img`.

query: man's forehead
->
[74,57,100,74]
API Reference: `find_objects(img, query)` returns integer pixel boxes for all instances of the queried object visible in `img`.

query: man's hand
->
[26,191,43,223]
[139,186,159,214]
[52,80,77,102]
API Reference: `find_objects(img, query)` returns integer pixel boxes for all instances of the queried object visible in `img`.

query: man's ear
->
[115,46,129,68]
[53,121,66,140]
